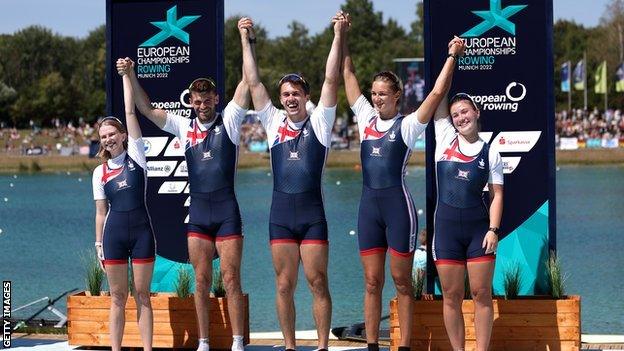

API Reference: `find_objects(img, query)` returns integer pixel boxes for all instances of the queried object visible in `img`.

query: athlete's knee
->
[110,290,129,308]
[306,272,329,298]
[364,275,384,295]
[134,289,152,308]
[194,271,212,294]
[470,285,492,305]
[221,268,242,295]
[276,277,296,298]
[391,272,413,296]
[442,285,465,305]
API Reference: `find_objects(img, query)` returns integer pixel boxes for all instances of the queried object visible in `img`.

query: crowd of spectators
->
[4,107,624,156]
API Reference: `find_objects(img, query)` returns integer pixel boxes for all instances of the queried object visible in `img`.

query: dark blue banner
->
[107,0,224,290]
[424,0,555,294]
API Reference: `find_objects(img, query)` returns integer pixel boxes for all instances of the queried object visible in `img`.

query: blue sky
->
[0,0,613,38]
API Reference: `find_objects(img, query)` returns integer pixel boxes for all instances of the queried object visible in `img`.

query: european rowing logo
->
[140,6,201,47]
[136,5,200,80]
[462,0,527,37]
[456,169,470,181]
[459,0,527,72]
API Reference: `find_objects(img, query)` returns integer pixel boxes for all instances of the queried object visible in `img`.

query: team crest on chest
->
[202,150,213,160]
[371,146,382,157]
[389,131,396,142]
[456,169,470,181]
[288,151,300,160]
[117,179,130,189]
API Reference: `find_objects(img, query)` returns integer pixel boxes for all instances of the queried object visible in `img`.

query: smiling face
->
[279,82,309,121]
[190,91,219,123]
[98,123,127,159]
[371,80,401,119]
[450,99,480,137]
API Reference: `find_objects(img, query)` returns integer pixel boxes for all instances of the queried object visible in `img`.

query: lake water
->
[0,166,622,334]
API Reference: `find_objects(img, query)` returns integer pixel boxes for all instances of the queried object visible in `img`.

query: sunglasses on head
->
[101,116,123,124]
[189,77,217,93]
[450,93,478,109]
[278,74,310,94]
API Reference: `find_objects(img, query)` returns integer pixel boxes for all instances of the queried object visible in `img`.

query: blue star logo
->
[140,5,201,47]
[462,0,527,37]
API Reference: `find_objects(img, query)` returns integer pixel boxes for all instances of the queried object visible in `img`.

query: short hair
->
[188,77,217,95]
[278,73,310,95]
[372,71,402,94]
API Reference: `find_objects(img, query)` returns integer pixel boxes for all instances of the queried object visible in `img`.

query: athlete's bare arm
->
[319,12,347,108]
[239,17,271,111]
[116,57,168,129]
[341,13,362,106]
[118,58,142,140]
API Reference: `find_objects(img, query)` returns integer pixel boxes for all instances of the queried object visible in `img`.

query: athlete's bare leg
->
[437,263,467,350]
[271,243,300,350]
[106,264,129,351]
[300,244,331,349]
[132,262,154,351]
[467,260,495,351]
[188,237,216,341]
[389,254,414,347]
[360,252,386,344]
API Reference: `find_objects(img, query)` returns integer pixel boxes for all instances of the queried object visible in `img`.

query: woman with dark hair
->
[341,12,465,351]
[431,92,503,351]
[92,60,155,351]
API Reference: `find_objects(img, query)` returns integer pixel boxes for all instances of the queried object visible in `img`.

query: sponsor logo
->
[128,160,135,171]
[117,179,130,190]
[459,0,527,71]
[470,82,527,112]
[478,158,485,169]
[164,138,186,157]
[302,128,309,137]
[371,146,382,157]
[213,126,221,135]
[174,161,188,177]
[492,131,541,152]
[501,156,521,174]
[142,137,169,157]
[288,151,300,160]
[456,169,470,180]
[136,6,200,79]
[184,196,191,207]
[147,161,178,177]
[202,150,213,160]
[157,181,187,194]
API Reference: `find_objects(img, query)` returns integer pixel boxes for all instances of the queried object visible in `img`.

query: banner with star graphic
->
[424,0,555,295]
[107,0,224,290]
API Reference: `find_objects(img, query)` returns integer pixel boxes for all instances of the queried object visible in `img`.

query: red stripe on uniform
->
[187,231,215,241]
[434,259,465,266]
[360,247,386,256]
[103,259,128,265]
[389,248,414,258]
[467,255,496,263]
[301,239,328,245]
[270,239,299,245]
[215,234,243,242]
[132,257,155,264]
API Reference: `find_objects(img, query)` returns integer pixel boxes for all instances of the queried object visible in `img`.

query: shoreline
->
[0,149,623,174]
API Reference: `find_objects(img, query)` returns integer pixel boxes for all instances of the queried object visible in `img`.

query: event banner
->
[106,0,224,290]
[424,0,556,294]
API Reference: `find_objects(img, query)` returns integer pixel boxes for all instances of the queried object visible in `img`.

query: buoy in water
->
[349,230,356,236]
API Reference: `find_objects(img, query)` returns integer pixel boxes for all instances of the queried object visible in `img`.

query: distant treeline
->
[1,0,623,127]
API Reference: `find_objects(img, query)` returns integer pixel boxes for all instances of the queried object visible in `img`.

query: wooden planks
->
[67,291,249,349]
[389,295,581,351]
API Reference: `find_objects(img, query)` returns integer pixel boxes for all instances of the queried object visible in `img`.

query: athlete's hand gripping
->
[116,57,135,77]
[238,17,256,41]
[448,36,466,57]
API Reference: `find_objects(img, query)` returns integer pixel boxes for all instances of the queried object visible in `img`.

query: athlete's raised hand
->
[448,36,466,57]
[332,11,349,36]
[238,17,256,40]
[116,57,135,76]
